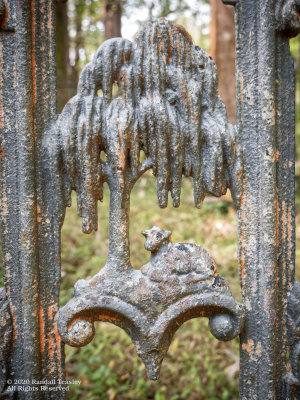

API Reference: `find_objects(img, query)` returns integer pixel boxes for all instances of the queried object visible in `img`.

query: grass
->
[1,169,299,399]
[61,173,241,400]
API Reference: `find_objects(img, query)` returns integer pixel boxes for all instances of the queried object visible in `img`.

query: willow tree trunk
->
[107,189,131,270]
[102,0,122,40]
[210,0,236,124]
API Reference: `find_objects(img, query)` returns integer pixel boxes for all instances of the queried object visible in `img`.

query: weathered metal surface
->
[46,19,241,231]
[0,1,299,398]
[52,19,244,380]
[235,0,299,398]
[0,287,12,394]
[276,0,300,37]
[0,0,15,32]
[0,1,64,398]
[59,226,244,379]
[285,282,300,396]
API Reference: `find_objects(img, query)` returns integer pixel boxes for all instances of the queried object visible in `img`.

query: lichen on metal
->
[51,19,244,379]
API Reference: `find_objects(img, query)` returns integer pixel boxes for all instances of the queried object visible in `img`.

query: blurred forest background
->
[53,0,300,399]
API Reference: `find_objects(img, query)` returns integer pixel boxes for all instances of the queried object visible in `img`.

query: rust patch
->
[242,339,254,355]
[46,304,62,370]
[39,306,45,355]
[37,203,40,222]
[68,315,93,328]
[158,40,163,56]
[174,23,193,43]
[97,315,120,322]
[168,45,172,63]
[183,41,187,71]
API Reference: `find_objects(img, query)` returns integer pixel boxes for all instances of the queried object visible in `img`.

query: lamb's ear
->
[164,230,172,241]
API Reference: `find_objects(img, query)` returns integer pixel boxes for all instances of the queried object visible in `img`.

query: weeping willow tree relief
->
[53,19,245,379]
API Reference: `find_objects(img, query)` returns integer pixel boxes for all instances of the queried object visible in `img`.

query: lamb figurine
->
[140,226,219,286]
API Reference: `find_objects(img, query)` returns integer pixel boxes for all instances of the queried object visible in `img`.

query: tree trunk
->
[73,0,85,77]
[210,0,236,124]
[107,188,131,270]
[102,0,122,40]
[55,1,74,112]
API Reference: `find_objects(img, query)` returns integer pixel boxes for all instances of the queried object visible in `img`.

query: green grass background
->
[61,174,248,400]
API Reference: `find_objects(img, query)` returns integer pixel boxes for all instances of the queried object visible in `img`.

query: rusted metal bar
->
[15,0,43,390]
[235,0,298,398]
[0,1,64,398]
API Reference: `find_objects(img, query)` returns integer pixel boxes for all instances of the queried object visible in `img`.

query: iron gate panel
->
[0,0,299,399]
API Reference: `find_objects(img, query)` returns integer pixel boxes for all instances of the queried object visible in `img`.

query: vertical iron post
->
[0,1,64,398]
[235,0,296,398]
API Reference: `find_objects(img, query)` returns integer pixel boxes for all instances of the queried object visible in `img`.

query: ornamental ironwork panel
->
[0,0,299,399]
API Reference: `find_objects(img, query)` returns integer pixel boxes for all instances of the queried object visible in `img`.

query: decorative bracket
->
[47,19,245,379]
[59,226,244,379]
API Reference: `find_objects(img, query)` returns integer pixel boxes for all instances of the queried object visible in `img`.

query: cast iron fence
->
[0,1,299,399]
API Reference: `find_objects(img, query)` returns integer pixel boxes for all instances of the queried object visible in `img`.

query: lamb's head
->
[142,226,171,253]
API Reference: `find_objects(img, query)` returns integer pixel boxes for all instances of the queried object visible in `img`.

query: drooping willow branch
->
[51,19,241,233]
